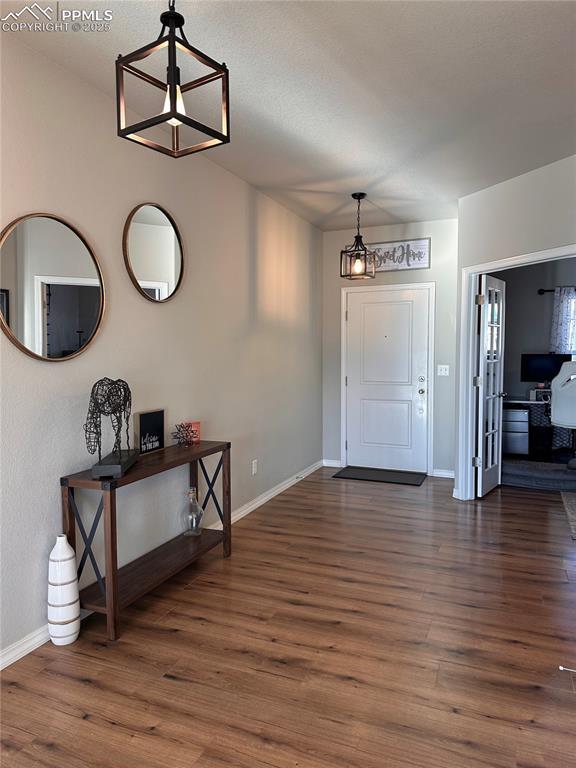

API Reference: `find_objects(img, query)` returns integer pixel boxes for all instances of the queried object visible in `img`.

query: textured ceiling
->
[6,0,576,230]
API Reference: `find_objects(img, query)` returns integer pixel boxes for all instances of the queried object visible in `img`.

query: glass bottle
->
[184,487,203,536]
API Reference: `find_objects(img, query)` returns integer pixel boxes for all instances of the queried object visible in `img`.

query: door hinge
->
[473,376,482,387]
[472,457,482,468]
[345,440,348,449]
[475,294,485,305]
[345,310,348,321]
[345,375,348,386]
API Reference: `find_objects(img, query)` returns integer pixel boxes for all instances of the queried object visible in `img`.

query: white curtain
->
[550,287,576,354]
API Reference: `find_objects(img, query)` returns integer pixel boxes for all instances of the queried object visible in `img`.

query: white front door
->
[345,286,432,472]
[476,274,506,497]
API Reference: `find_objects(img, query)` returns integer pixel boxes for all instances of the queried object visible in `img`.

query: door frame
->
[454,243,576,501]
[340,282,436,472]
[138,280,170,300]
[33,274,101,356]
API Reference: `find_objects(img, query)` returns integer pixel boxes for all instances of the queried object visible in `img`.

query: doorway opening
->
[33,275,101,359]
[455,244,576,500]
[139,280,169,301]
[491,260,576,494]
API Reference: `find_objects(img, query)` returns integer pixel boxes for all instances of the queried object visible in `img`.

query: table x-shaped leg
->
[193,447,231,557]
[199,456,224,523]
[70,492,105,599]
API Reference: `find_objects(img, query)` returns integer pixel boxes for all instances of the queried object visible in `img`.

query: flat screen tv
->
[520,353,571,383]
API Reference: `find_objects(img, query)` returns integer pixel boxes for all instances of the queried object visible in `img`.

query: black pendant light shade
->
[340,193,376,279]
[116,0,229,158]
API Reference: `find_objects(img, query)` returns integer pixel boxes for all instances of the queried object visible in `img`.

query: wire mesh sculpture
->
[84,378,133,464]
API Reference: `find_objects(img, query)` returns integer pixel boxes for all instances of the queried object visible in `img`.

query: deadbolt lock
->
[418,388,426,395]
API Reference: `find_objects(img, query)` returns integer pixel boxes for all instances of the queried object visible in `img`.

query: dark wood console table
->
[61,441,231,640]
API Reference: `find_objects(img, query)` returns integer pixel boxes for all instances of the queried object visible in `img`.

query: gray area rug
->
[502,460,576,492]
[562,493,576,540]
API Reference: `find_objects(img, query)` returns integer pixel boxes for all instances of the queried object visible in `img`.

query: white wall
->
[0,229,18,335]
[322,219,458,472]
[0,38,322,652]
[455,155,576,497]
[459,156,576,268]
[129,222,179,295]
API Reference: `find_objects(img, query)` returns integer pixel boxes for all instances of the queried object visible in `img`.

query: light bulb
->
[163,84,186,127]
[352,257,364,275]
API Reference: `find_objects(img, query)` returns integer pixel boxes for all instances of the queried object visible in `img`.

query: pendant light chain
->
[356,197,361,238]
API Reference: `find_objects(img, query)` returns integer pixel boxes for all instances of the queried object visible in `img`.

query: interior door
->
[345,286,430,472]
[476,274,506,497]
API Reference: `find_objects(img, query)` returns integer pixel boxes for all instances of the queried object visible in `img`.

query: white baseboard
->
[208,459,323,529]
[223,459,324,526]
[322,459,343,468]
[1,459,324,671]
[0,624,50,670]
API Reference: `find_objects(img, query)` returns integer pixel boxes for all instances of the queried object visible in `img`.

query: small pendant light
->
[116,0,229,158]
[340,193,376,279]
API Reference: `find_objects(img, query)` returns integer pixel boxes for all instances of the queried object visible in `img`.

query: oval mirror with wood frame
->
[0,213,105,362]
[123,204,183,303]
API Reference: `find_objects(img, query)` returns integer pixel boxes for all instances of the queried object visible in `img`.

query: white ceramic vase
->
[47,534,80,646]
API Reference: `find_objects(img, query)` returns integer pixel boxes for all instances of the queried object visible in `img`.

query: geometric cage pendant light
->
[340,193,376,279]
[116,0,229,158]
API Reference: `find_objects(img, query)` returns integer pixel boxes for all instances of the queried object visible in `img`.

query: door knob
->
[498,392,507,398]
[418,388,425,395]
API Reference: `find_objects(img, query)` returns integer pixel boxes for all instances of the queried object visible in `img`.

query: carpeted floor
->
[502,459,576,492]
[562,492,576,540]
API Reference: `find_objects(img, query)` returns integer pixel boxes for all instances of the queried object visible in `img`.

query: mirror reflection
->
[0,215,104,361]
[123,204,183,302]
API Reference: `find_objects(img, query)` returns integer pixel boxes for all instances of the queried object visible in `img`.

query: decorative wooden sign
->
[368,238,431,272]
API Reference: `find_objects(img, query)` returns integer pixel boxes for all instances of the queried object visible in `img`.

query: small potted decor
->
[172,421,201,447]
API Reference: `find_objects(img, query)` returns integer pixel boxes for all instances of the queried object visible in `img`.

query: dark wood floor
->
[2,469,576,768]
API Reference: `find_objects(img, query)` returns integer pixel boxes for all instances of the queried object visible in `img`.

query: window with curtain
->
[550,287,576,354]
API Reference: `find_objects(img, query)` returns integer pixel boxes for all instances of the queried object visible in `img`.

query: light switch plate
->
[437,365,450,377]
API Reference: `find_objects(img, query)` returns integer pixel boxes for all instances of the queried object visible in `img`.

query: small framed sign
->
[135,409,165,454]
[368,238,431,273]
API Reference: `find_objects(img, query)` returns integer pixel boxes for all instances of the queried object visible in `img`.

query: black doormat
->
[333,466,426,486]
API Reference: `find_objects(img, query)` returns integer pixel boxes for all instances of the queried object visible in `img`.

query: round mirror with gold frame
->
[0,213,105,362]
[123,203,184,303]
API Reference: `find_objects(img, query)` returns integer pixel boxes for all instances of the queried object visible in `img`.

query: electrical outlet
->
[251,459,258,476]
[437,365,450,377]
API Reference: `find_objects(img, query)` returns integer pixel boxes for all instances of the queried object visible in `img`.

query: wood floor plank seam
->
[2,470,575,768]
